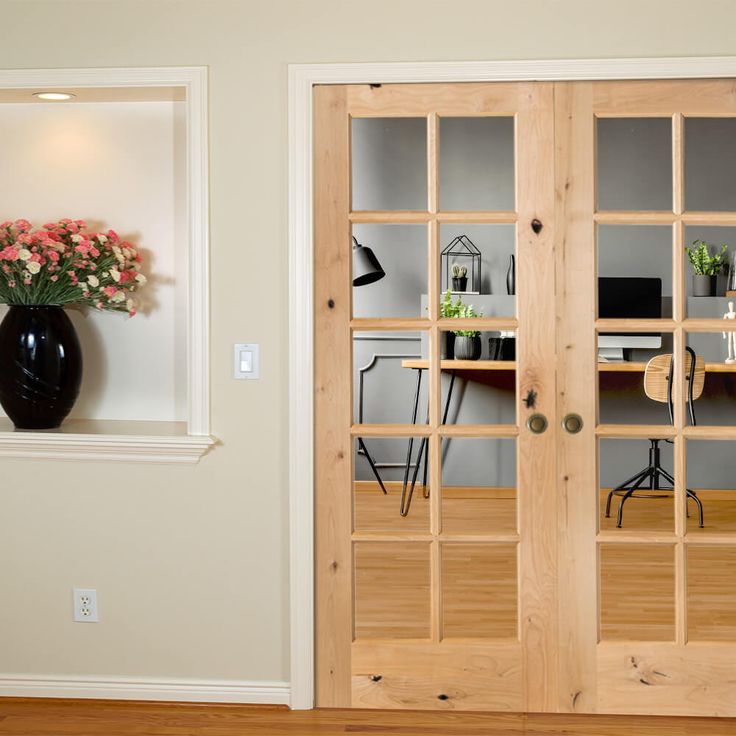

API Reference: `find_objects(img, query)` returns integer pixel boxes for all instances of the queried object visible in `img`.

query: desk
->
[401,359,736,373]
[395,358,736,515]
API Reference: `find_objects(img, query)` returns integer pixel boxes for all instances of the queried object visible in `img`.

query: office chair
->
[605,347,705,528]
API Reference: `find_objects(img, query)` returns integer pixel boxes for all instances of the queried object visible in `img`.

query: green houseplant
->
[440,289,483,360]
[686,240,729,297]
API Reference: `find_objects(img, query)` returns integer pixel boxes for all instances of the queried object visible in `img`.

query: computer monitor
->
[598,277,662,360]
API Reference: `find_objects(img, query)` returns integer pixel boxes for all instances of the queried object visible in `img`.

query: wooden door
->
[558,79,736,717]
[315,78,736,717]
[314,82,558,711]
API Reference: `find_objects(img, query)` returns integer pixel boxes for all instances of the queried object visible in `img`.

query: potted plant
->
[686,240,729,297]
[0,219,147,429]
[453,302,483,360]
[439,289,462,358]
[451,263,468,292]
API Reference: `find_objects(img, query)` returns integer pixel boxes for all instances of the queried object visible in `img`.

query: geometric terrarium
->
[442,235,481,294]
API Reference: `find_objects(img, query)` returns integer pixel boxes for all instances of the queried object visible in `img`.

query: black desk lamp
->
[352,236,385,286]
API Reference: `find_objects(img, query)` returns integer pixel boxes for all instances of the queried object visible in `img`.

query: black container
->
[488,334,516,361]
[451,276,468,292]
[0,306,83,429]
[454,335,482,360]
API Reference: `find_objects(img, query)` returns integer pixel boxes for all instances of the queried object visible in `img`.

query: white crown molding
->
[0,66,212,461]
[0,674,289,705]
[288,55,736,86]
[287,55,736,710]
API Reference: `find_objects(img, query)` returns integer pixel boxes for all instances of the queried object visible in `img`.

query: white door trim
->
[287,55,736,710]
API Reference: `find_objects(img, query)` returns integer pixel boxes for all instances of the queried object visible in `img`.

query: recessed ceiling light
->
[33,92,75,101]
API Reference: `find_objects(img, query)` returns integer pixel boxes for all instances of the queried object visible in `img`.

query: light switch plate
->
[234,343,259,380]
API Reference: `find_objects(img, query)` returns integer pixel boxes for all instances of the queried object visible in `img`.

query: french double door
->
[314,80,736,716]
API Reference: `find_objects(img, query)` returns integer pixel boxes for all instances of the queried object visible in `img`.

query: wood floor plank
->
[1,700,736,735]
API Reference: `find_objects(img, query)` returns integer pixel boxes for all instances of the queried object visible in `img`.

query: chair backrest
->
[644,351,705,404]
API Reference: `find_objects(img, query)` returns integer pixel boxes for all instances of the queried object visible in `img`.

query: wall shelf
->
[0,419,214,463]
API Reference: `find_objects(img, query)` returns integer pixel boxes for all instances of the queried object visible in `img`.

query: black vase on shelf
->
[0,306,83,429]
[506,254,516,296]
[453,335,482,361]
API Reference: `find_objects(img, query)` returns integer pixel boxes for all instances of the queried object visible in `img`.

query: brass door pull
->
[526,413,548,434]
[562,413,583,434]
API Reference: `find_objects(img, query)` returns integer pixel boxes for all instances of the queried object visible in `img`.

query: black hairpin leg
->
[401,371,457,517]
[357,438,387,495]
[400,369,424,517]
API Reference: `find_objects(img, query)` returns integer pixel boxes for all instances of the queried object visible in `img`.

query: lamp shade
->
[352,237,385,287]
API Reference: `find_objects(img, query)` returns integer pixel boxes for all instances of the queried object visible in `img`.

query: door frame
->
[287,55,736,710]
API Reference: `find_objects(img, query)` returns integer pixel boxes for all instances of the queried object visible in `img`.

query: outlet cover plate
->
[73,588,99,622]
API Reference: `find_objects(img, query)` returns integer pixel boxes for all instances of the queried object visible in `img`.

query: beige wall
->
[0,0,735,686]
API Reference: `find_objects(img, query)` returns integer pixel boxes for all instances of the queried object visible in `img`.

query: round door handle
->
[562,413,584,434]
[526,413,548,434]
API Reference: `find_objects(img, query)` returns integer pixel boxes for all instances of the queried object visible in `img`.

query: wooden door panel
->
[560,78,736,717]
[352,641,522,711]
[315,81,557,711]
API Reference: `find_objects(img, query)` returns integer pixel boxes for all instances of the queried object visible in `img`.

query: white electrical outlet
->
[73,588,99,622]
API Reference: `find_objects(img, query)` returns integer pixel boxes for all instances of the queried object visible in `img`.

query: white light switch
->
[234,343,259,379]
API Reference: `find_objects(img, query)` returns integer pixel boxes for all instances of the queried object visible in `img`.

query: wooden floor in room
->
[2,699,736,735]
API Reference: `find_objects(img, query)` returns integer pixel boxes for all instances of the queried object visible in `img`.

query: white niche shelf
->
[0,67,213,463]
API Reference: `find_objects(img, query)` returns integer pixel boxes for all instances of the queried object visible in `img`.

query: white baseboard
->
[0,674,291,705]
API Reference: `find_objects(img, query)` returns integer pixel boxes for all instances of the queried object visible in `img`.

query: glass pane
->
[599,544,675,641]
[597,118,672,211]
[351,117,427,210]
[353,331,429,425]
[441,438,517,534]
[686,440,736,534]
[688,546,736,640]
[439,224,516,307]
[683,332,736,427]
[684,226,735,305]
[439,117,514,211]
[354,542,430,638]
[685,118,736,212]
[439,329,516,426]
[598,335,674,425]
[441,543,517,639]
[599,439,674,532]
[352,224,427,319]
[597,225,672,318]
[353,437,430,532]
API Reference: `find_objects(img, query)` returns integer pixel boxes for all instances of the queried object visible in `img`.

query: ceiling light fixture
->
[33,92,75,101]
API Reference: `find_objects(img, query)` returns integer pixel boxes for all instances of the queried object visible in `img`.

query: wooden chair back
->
[644,352,705,404]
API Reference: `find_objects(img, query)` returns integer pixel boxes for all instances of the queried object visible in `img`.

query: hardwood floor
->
[1,699,736,735]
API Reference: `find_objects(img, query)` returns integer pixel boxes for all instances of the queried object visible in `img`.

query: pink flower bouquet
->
[0,219,147,317]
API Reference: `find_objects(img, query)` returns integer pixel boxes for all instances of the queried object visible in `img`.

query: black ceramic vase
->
[0,306,83,429]
[506,254,516,296]
[453,335,482,361]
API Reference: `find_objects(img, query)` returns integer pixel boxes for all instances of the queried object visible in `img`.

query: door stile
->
[314,84,353,707]
[516,82,560,712]
[553,81,598,713]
